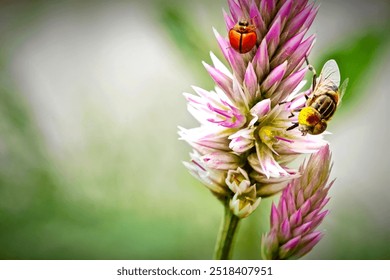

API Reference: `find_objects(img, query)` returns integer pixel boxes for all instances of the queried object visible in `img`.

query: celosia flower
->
[179,0,325,218]
[261,144,333,259]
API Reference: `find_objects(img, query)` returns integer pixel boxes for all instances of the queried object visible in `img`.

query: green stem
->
[213,202,241,260]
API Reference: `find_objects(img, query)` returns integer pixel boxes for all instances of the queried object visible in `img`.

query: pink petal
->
[288,3,314,36]
[280,197,288,221]
[238,0,251,12]
[286,34,316,75]
[303,208,320,224]
[290,209,302,227]
[277,67,307,98]
[202,151,242,170]
[301,231,322,244]
[303,5,320,31]
[293,221,312,236]
[300,199,311,216]
[250,98,271,119]
[203,62,233,102]
[280,218,291,240]
[255,144,289,178]
[244,62,258,102]
[249,1,266,36]
[275,0,293,28]
[223,9,235,31]
[270,203,280,228]
[286,191,297,216]
[294,232,323,259]
[279,236,301,259]
[294,0,309,13]
[261,61,287,95]
[311,210,329,228]
[273,29,306,66]
[253,39,269,82]
[265,16,281,57]
[260,0,276,24]
[213,28,245,76]
[228,0,243,23]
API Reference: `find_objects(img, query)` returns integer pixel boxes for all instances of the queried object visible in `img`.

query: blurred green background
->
[0,0,389,259]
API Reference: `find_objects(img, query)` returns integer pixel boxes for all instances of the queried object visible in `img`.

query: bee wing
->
[318,59,341,88]
[338,78,349,101]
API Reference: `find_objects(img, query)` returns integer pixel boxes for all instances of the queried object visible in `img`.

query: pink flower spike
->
[261,145,335,259]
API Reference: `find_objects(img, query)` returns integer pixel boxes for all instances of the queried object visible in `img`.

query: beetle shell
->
[229,22,257,54]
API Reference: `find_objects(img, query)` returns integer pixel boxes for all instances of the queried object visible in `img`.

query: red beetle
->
[228,20,257,54]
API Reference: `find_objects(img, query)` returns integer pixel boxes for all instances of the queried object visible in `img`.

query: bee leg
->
[286,122,299,131]
[304,94,309,100]
[305,57,317,91]
[288,108,301,118]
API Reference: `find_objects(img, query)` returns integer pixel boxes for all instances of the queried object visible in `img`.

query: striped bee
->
[287,59,348,135]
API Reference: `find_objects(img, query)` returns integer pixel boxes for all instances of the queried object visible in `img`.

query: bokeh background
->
[0,0,389,259]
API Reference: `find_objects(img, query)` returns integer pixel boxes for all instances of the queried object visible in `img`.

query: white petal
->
[210,51,233,79]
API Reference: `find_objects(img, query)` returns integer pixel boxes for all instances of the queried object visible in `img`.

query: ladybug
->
[228,20,257,54]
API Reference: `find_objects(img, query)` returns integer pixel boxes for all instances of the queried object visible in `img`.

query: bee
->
[287,59,348,135]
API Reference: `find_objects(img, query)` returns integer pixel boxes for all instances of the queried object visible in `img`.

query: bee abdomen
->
[310,94,336,120]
